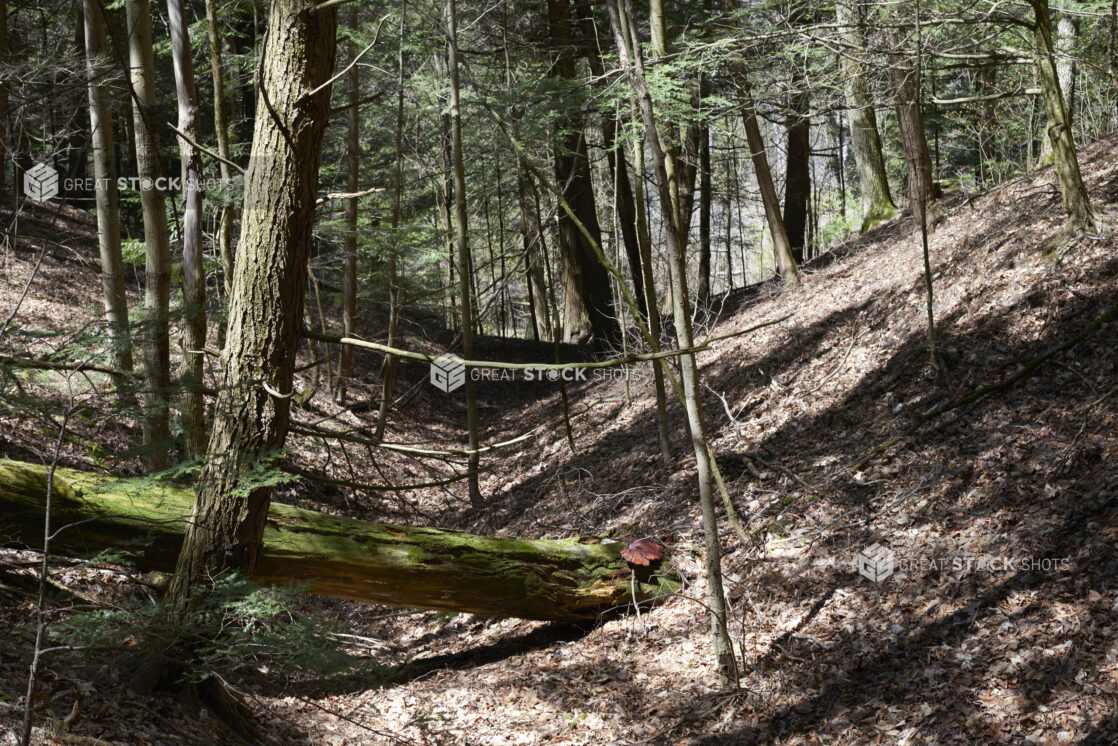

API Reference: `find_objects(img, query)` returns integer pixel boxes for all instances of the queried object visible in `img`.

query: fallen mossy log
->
[0,459,679,620]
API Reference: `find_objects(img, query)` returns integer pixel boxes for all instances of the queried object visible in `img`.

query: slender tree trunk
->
[435,54,457,330]
[336,5,360,406]
[0,0,8,205]
[204,0,235,299]
[976,65,997,185]
[62,6,91,202]
[163,0,338,612]
[609,0,736,686]
[126,0,172,470]
[548,0,619,347]
[724,136,736,288]
[697,113,711,303]
[1031,0,1095,232]
[374,0,407,433]
[83,0,133,391]
[722,41,797,282]
[1110,0,1117,132]
[630,104,673,465]
[447,0,483,507]
[167,0,207,459]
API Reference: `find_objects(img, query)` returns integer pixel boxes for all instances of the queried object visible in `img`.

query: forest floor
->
[2,135,1118,745]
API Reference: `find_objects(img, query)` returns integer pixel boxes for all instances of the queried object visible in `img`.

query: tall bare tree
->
[82,0,133,392]
[375,0,408,436]
[335,5,361,406]
[125,0,172,469]
[609,0,737,686]
[167,0,207,458]
[204,0,236,297]
[447,0,483,506]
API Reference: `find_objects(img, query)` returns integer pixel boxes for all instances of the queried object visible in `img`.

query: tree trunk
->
[435,51,457,331]
[697,114,711,303]
[976,64,997,185]
[204,0,236,299]
[336,5,360,406]
[0,459,679,621]
[782,79,810,263]
[629,105,674,465]
[548,0,619,347]
[1038,12,1076,165]
[609,0,737,686]
[0,0,7,205]
[574,1,647,321]
[724,54,798,284]
[1031,0,1095,232]
[835,0,895,232]
[167,0,207,459]
[82,0,134,390]
[374,0,407,435]
[126,0,172,470]
[518,168,553,341]
[163,0,338,612]
[885,24,939,231]
[447,0,483,507]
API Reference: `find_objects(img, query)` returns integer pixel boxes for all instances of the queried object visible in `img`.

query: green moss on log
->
[0,459,680,620]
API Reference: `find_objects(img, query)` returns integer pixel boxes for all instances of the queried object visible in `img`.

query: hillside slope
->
[2,135,1117,744]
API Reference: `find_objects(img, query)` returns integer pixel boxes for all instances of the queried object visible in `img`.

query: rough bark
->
[781,0,812,258]
[782,80,810,263]
[835,0,895,232]
[0,459,679,621]
[1031,0,1095,232]
[167,0,207,459]
[82,0,134,388]
[163,0,338,611]
[1039,12,1076,165]
[125,0,172,470]
[548,0,619,347]
[884,25,939,230]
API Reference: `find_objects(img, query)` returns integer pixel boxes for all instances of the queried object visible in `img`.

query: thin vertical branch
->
[20,380,75,746]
